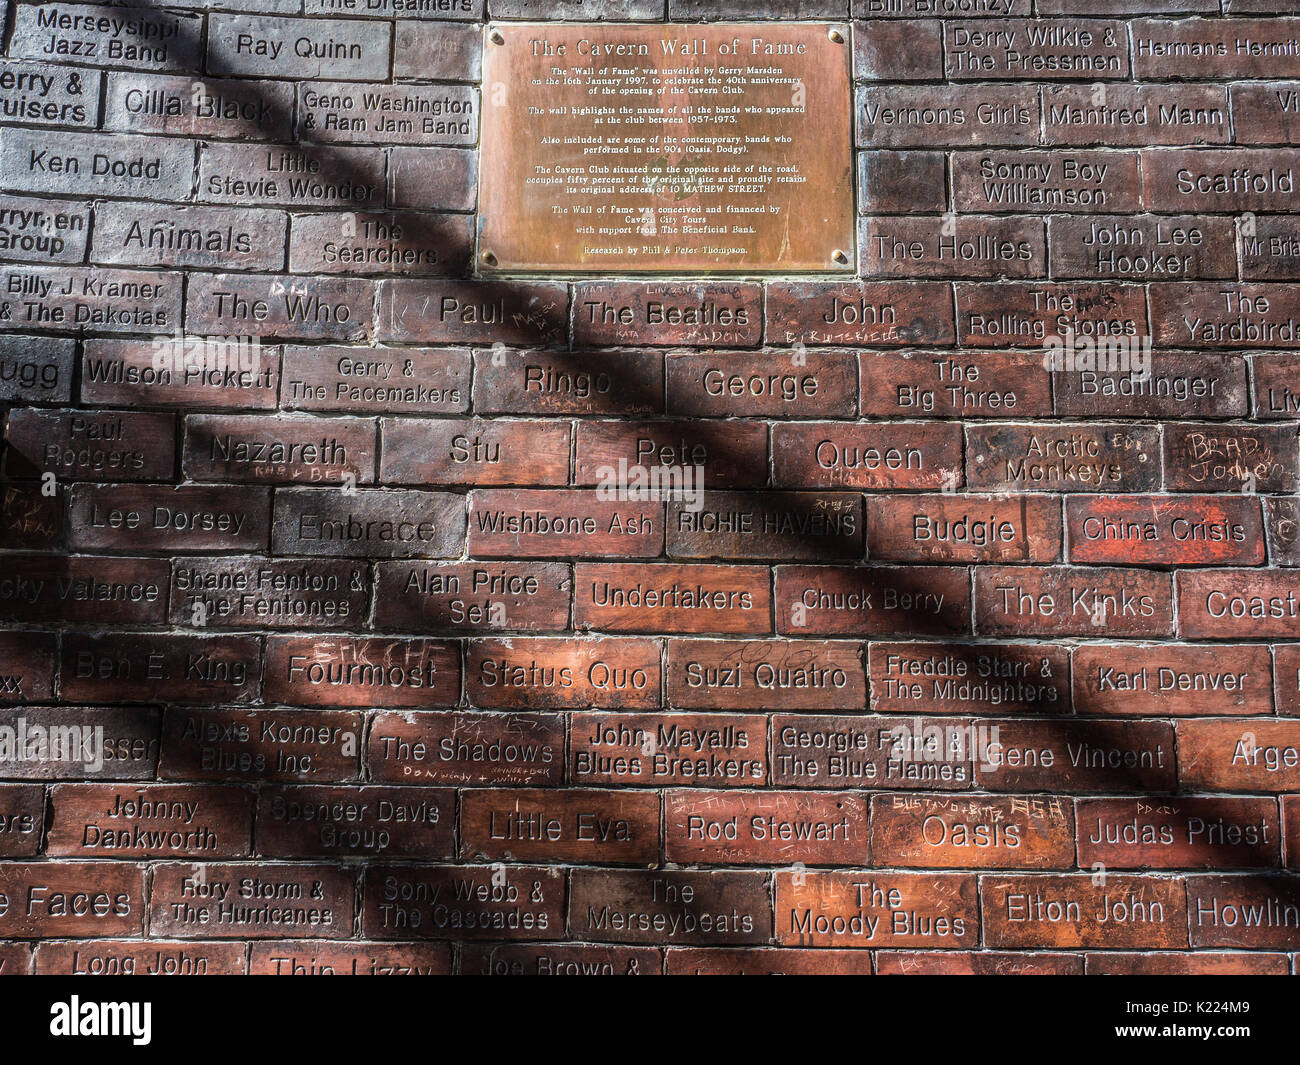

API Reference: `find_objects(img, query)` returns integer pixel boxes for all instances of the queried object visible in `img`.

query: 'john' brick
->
[381,417,570,486]
[1176,719,1300,791]
[280,346,469,415]
[373,561,570,633]
[568,712,767,789]
[866,494,1060,563]
[573,282,762,348]
[255,785,454,859]
[976,719,1176,792]
[0,862,145,938]
[1076,797,1281,869]
[368,711,563,787]
[468,489,662,558]
[570,870,770,945]
[1072,644,1272,717]
[61,633,261,705]
[69,484,270,552]
[363,864,565,940]
[574,563,771,635]
[272,487,465,559]
[467,637,660,710]
[46,783,253,858]
[1066,495,1264,565]
[460,788,659,864]
[666,638,866,710]
[975,566,1173,637]
[860,350,1052,419]
[665,790,868,866]
[772,422,963,490]
[766,281,956,346]
[774,565,970,635]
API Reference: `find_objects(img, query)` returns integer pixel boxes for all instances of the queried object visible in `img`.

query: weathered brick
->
[0,632,57,704]
[871,793,1075,868]
[766,281,955,346]
[574,419,766,489]
[1163,422,1298,492]
[69,484,270,552]
[160,708,362,783]
[151,863,355,938]
[1085,952,1288,975]
[272,487,465,559]
[855,20,942,81]
[0,335,75,402]
[387,147,477,211]
[248,941,450,976]
[255,785,454,859]
[468,489,662,558]
[858,85,1039,148]
[877,952,1082,975]
[774,565,970,635]
[975,565,1173,637]
[381,417,570,486]
[467,637,660,709]
[0,862,145,938]
[380,280,567,345]
[80,339,280,410]
[103,72,293,140]
[982,874,1187,948]
[570,870,770,945]
[477,349,663,416]
[966,422,1160,493]
[865,494,1060,563]
[0,128,193,201]
[11,4,203,73]
[667,491,864,561]
[368,711,563,786]
[297,83,476,146]
[1043,83,1229,146]
[373,561,570,633]
[0,195,88,265]
[569,713,767,789]
[46,783,253,858]
[363,864,565,940]
[870,642,1070,716]
[207,16,390,80]
[1073,643,1273,716]
[667,947,872,975]
[461,788,659,864]
[0,785,43,857]
[573,282,762,348]
[857,151,945,213]
[281,345,468,415]
[574,563,771,635]
[62,634,261,705]
[1176,719,1300,791]
[1077,797,1280,869]
[0,480,64,551]
[263,636,458,708]
[168,557,368,630]
[394,21,480,80]
[5,408,174,482]
[772,422,962,489]
[977,719,1176,792]
[36,939,247,975]
[776,870,978,947]
[666,790,868,865]
[666,638,866,710]
[93,202,288,271]
[1066,495,1264,566]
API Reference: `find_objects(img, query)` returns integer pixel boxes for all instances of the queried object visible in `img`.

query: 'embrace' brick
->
[272,488,465,559]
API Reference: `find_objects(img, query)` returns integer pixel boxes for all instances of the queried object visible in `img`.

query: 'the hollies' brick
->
[460,788,659,865]
[464,943,659,977]
[159,708,362,784]
[944,19,1129,80]
[373,561,570,633]
[0,862,145,938]
[857,85,1039,148]
[379,280,568,346]
[0,194,88,266]
[568,713,767,789]
[36,940,247,976]
[765,281,956,346]
[1076,796,1281,869]
[665,351,856,418]
[1072,644,1272,716]
[869,643,1070,716]
[185,274,374,344]
[362,864,565,941]
[248,941,450,976]
[1187,875,1300,948]
[774,565,970,636]
[288,212,473,277]
[0,785,43,857]
[168,557,367,630]
[1085,952,1289,976]
[975,565,1173,637]
[982,874,1187,949]
[665,790,868,866]
[280,346,469,415]
[1163,422,1298,492]
[0,127,194,201]
[1052,351,1248,419]
[573,282,762,348]
[255,785,454,859]
[263,636,458,708]
[297,83,475,147]
[1176,719,1300,792]
[206,15,390,80]
[467,637,660,710]
[46,783,253,858]
[1042,83,1230,146]
[1066,495,1265,565]
[772,422,963,490]
[876,952,1082,975]
[1151,283,1300,349]
[952,150,1141,213]
[776,870,978,948]
[0,264,181,335]
[574,419,767,489]
[0,335,75,404]
[859,215,1046,279]
[92,202,288,271]
[380,417,570,486]
[199,143,385,209]
[1266,497,1300,566]
[859,350,1052,419]
[0,555,166,626]
[468,489,663,558]
[80,339,280,411]
[667,638,865,711]
[569,870,771,945]
[272,487,465,559]
[0,705,161,781]
[10,4,202,72]
[976,719,1176,792]
[1252,355,1300,419]
[70,484,270,552]
[573,563,771,635]
[1178,570,1300,639]
[667,491,864,561]
[956,282,1147,347]
[150,862,356,939]
[61,633,261,705]
[0,632,56,703]
[1048,214,1235,281]
[474,349,663,417]
[666,948,873,976]
[870,793,1075,869]
[103,72,294,141]
[866,494,1060,563]
[182,413,375,485]
[368,711,563,787]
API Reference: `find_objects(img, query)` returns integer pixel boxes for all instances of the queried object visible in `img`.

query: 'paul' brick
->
[1076,797,1280,869]
[1176,719,1300,792]
[1066,495,1264,566]
[46,783,253,858]
[1187,875,1300,948]
[574,563,771,635]
[272,487,465,559]
[380,280,567,346]
[1163,421,1298,492]
[569,713,767,789]
[476,349,663,416]
[70,484,270,552]
[772,422,962,490]
[0,862,145,938]
[975,566,1173,637]
[183,413,376,485]
[363,864,565,940]
[61,634,261,705]
[255,785,454,859]
[573,282,762,348]
[468,489,662,558]
[160,708,362,784]
[281,346,468,415]
[866,494,1060,563]
[263,636,458,708]
[667,491,864,561]
[966,423,1160,494]
[368,711,563,787]
[207,16,390,80]
[1072,643,1272,717]
[666,350,855,418]
[666,790,868,866]
[467,637,660,710]
[860,349,1052,419]
[381,417,570,486]
[977,719,1176,793]
[775,565,970,636]
[570,869,771,945]
[667,638,866,710]
[574,419,766,489]
[870,642,1070,716]
[460,788,659,864]
[766,281,955,346]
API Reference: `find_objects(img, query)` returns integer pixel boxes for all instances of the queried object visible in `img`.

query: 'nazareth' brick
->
[80,339,280,410]
[289,211,472,277]
[860,350,1052,419]
[1231,82,1300,145]
[103,72,293,140]
[62,634,261,705]
[944,20,1128,80]
[0,128,193,201]
[363,864,565,941]
[869,643,1070,716]
[467,943,658,977]
[1066,495,1264,566]
[954,150,1141,213]
[966,423,1160,493]
[282,346,467,415]
[207,16,390,80]
[0,862,145,938]
[1048,215,1235,281]
[0,61,98,129]
[1053,351,1247,418]
[975,566,1173,637]
[461,788,659,864]
[665,790,868,865]
[1163,422,1298,492]
[248,941,450,976]
[46,783,253,858]
[373,561,569,633]
[476,349,663,416]
[36,939,247,975]
[667,350,856,419]
[1254,356,1300,420]
[468,489,662,558]
[169,557,367,630]
[777,871,977,948]
[982,874,1187,949]
[774,566,970,635]
[200,143,385,208]
[1142,149,1300,211]
[1076,797,1280,869]
[467,637,660,710]
[860,215,1045,278]
[70,484,270,552]
[183,413,375,485]
[186,274,374,343]
[381,417,570,486]
[667,948,872,976]
[256,785,454,859]
[159,708,362,784]
[871,793,1075,869]
[772,422,963,490]
[0,785,43,857]
[93,202,288,271]
[0,335,74,403]
[574,419,766,490]
[766,281,955,346]
[1072,644,1272,716]
[0,632,56,703]
[857,84,1039,148]
[956,281,1147,347]
[1187,875,1300,948]
[0,194,88,265]
[1176,719,1300,791]
[1042,83,1230,146]
[1265,497,1300,566]
[877,952,1082,975]
[150,863,355,939]
[1133,17,1300,78]
[667,491,864,561]
[263,636,459,708]
[667,638,866,710]
[1084,952,1288,976]
[272,487,465,559]
[574,282,761,348]
[0,705,160,780]
[10,4,202,73]
[0,555,166,626]
[6,408,174,482]
[571,870,770,946]
[866,494,1060,563]
[976,719,1176,793]
[379,280,567,346]
[574,563,771,635]
[368,711,562,786]
[0,264,181,334]
[569,712,767,788]
[297,83,476,146]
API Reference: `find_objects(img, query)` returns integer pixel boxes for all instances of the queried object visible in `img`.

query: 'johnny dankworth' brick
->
[168,557,368,630]
[0,195,88,265]
[569,713,767,788]
[772,422,962,490]
[468,490,663,559]
[975,566,1173,637]
[0,265,181,334]
[381,418,570,486]
[272,488,464,559]
[775,566,970,636]
[0,128,193,201]
[665,350,855,418]
[255,785,454,859]
[667,491,864,561]
[69,484,270,552]
[0,555,166,626]
[1042,83,1230,146]
[0,862,145,938]
[766,281,956,346]
[186,274,374,343]
[666,638,866,711]
[207,16,390,81]
[1066,495,1265,565]
[92,203,288,271]
[151,863,355,939]
[61,633,261,705]
[380,280,567,346]
[263,636,459,708]
[665,790,868,866]
[1076,797,1281,870]
[363,864,565,941]
[857,85,1039,148]
[573,282,762,348]
[574,563,771,635]
[159,708,362,784]
[944,20,1129,80]
[978,719,1176,793]
[4,408,175,482]
[571,870,770,945]
[965,423,1161,493]
[1163,422,1299,492]
[866,494,1060,563]
[199,143,385,208]
[297,83,476,146]
[467,637,660,710]
[1072,644,1272,716]
[369,711,563,787]
[870,642,1070,716]
[10,4,202,73]
[460,789,659,865]
[1177,719,1300,792]
[476,349,663,417]
[860,350,1052,419]
[80,339,280,410]
[574,420,767,490]
[0,632,57,703]
[281,346,468,415]
[103,72,293,141]
[46,784,253,858]
[982,874,1187,949]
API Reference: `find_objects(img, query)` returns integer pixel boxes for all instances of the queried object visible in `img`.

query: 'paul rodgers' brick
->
[0,632,57,703]
[159,708,362,784]
[0,555,166,626]
[69,484,270,552]
[46,783,253,858]
[870,642,1070,716]
[272,487,465,559]
[665,790,868,866]
[568,712,767,789]
[1066,495,1265,566]
[1176,719,1300,792]
[373,561,569,633]
[866,494,1060,563]
[297,83,476,146]
[956,282,1147,347]
[0,195,89,265]
[363,864,564,941]
[0,265,181,335]
[183,413,375,485]
[574,563,771,635]
[975,566,1173,637]
[574,420,766,490]
[766,281,955,346]
[80,339,280,410]
[467,637,660,710]
[281,346,468,415]
[468,489,662,559]
[263,636,459,708]
[103,72,294,140]
[860,216,1045,279]
[0,785,43,857]
[570,869,770,946]
[289,211,472,277]
[0,128,193,201]
[1053,351,1247,419]
[207,16,390,80]
[1180,571,1300,639]
[573,282,762,348]
[666,350,856,418]
[476,349,664,417]
[200,143,385,208]
[186,274,374,343]
[4,408,175,482]
[255,785,454,860]
[0,335,75,403]
[151,863,355,939]
[775,566,970,636]
[667,491,864,561]
[667,638,866,711]
[0,862,145,938]
[380,280,568,346]
[1042,83,1230,146]
[92,202,288,271]
[460,789,659,865]
[858,84,1039,148]
[10,4,203,73]
[772,422,962,490]
[1072,643,1272,717]
[966,423,1160,493]
[982,874,1187,949]
[248,941,449,977]
[861,350,1051,419]
[0,705,161,781]
[1187,875,1300,949]
[381,417,570,486]
[944,20,1129,80]
[168,557,368,631]
[1163,422,1298,492]
[977,719,1177,793]
[1048,215,1235,281]
[1076,797,1281,870]
[368,711,563,787]
[61,633,261,705]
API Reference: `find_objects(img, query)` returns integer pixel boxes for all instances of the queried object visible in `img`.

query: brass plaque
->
[479,23,855,274]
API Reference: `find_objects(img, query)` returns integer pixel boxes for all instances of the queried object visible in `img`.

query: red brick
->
[867,494,1060,563]
[858,85,1039,147]
[379,280,568,346]
[2,481,64,551]
[1043,83,1229,146]
[1188,875,1300,948]
[957,282,1147,347]
[1072,644,1272,716]
[363,865,565,941]
[1176,719,1300,792]
[1252,355,1300,419]
[0,943,29,974]
[0,706,160,781]
[1277,646,1300,716]
[168,557,368,631]
[468,489,663,558]
[975,565,1173,637]
[944,20,1128,80]
[574,419,766,490]
[983,874,1187,949]
[461,789,659,864]
[1085,952,1289,975]
[1179,571,1300,639]
[1163,422,1299,492]
[569,713,767,789]
[0,785,42,857]
[183,413,376,485]
[373,561,571,633]
[666,350,856,418]
[860,350,1052,419]
[474,350,663,417]
[876,952,1082,975]
[464,943,659,977]
[776,871,977,948]
[871,793,1075,869]
[0,862,145,938]
[667,491,864,561]
[1231,82,1300,144]
[775,565,969,636]
[380,418,570,487]
[667,638,865,710]
[186,274,375,343]
[249,941,450,976]
[860,215,1045,278]
[855,20,942,81]
[272,487,465,559]
[977,719,1176,792]
[159,708,362,784]
[281,346,469,415]
[573,282,762,348]
[369,711,563,787]
[1067,495,1264,565]
[4,408,175,482]
[467,637,660,709]
[1077,797,1281,869]
[667,947,870,975]
[288,211,472,277]
[255,785,454,859]
[263,636,458,708]
[570,870,770,945]
[36,940,247,975]
[954,151,1141,212]
[766,281,956,346]
[1048,214,1235,280]
[574,563,771,635]
[665,790,868,866]
[870,643,1070,716]
[69,484,270,552]
[46,783,252,858]
[61,633,261,705]
[772,422,963,490]
[1286,795,1300,867]
[1053,351,1247,418]
[1133,19,1300,78]
[1152,284,1300,350]
[80,340,279,410]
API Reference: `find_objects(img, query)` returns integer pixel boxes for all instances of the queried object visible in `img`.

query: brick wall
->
[1,0,1299,976]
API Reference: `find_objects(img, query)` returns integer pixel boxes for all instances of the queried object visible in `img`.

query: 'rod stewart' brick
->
[666,790,868,865]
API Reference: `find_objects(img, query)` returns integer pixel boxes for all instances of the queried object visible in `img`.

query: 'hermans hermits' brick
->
[982,874,1187,949]
[368,711,562,787]
[263,637,459,708]
[1066,495,1264,565]
[772,422,963,490]
[467,637,660,710]
[573,283,761,348]
[766,281,955,346]
[1072,644,1272,716]
[975,566,1173,637]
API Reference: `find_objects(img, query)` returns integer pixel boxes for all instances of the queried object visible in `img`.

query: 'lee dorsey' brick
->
[150,863,355,938]
[982,874,1187,949]
[46,783,253,858]
[975,566,1173,637]
[460,789,659,864]
[776,871,977,948]
[263,636,459,707]
[70,484,270,551]
[665,791,868,865]
[272,488,464,558]
[570,870,770,945]
[772,422,963,490]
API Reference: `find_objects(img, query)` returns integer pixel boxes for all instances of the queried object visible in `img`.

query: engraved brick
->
[0,265,181,335]
[36,939,247,975]
[373,561,570,633]
[465,943,659,977]
[766,281,955,346]
[103,72,293,140]
[667,491,864,561]
[1073,644,1272,716]
[297,83,475,146]
[1154,283,1300,352]
[1077,797,1280,869]
[667,638,866,710]
[476,349,662,416]
[957,281,1146,347]
[866,494,1060,563]
[0,61,99,128]
[774,566,970,635]
[574,563,771,635]
[982,874,1187,949]
[1133,18,1300,78]
[666,790,868,865]
[272,487,464,559]
[0,943,33,974]
[854,0,1031,14]
[183,413,374,485]
[1242,217,1300,280]
[468,489,662,558]
[945,20,1128,81]
[5,408,175,482]
[1,480,64,551]
[1276,646,1300,715]
[0,195,88,265]
[248,941,450,976]
[168,557,368,630]
[1085,952,1288,976]
[672,1,847,17]
[1054,351,1246,418]
[1177,719,1300,791]
[0,128,193,200]
[62,634,261,705]
[1188,875,1300,948]
[1043,83,1229,146]
[1231,82,1300,145]
[861,350,1050,419]
[490,0,651,16]
[871,793,1075,869]
[200,143,385,208]
[281,346,468,414]
[574,282,762,348]
[1265,496,1300,565]
[1142,150,1300,212]
[876,952,1082,975]
[0,705,160,781]
[0,862,145,938]
[0,785,42,857]
[858,85,1039,147]
[394,21,480,80]
[381,417,569,486]
[966,423,1160,493]
[977,719,1176,792]
[666,350,855,418]
[0,632,56,704]
[1180,570,1300,639]
[256,785,454,859]
[368,711,563,786]
[861,215,1045,278]
[151,863,355,939]
[1049,215,1235,280]
[186,274,374,343]
[81,339,280,410]
[855,20,942,81]
[870,642,1070,716]
[1288,795,1300,867]
[11,4,203,73]
[207,16,390,80]
[160,708,362,783]
[69,484,270,552]
[363,864,565,940]
[93,203,287,270]
[303,0,484,16]
[574,419,765,489]
[0,555,166,625]
[289,211,471,276]
[975,565,1173,637]
[569,712,767,788]
[1163,422,1298,492]
[667,948,873,976]
[264,636,458,707]
[772,422,962,489]
[380,280,567,346]
[0,335,74,402]
[467,637,660,709]
[46,783,253,858]
[570,870,770,945]
[461,788,659,864]
[1067,495,1264,566]
[387,147,477,211]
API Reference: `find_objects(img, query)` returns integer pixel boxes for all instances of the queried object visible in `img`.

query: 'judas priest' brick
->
[255,785,454,859]
[866,494,1060,563]
[1042,83,1230,146]
[80,340,280,411]
[0,555,166,625]
[35,940,247,975]
[263,636,459,708]
[1132,18,1300,78]
[569,712,767,789]
[1180,571,1300,638]
[944,20,1128,80]
[1072,644,1272,716]
[368,711,563,787]
[573,283,761,349]
[857,85,1039,148]
[103,72,293,140]
[0,195,89,265]
[776,870,978,948]
[966,423,1160,493]
[281,346,468,415]
[1066,495,1264,565]
[0,862,145,938]
[1048,215,1235,280]
[952,151,1141,213]
[1176,719,1300,791]
[381,418,570,486]
[363,864,565,941]
[92,203,288,271]
[159,708,362,783]
[248,941,450,977]
[766,281,956,346]
[183,413,375,485]
[574,420,766,490]
[1231,82,1300,144]
[977,719,1176,792]
[46,783,253,858]
[982,874,1187,949]
[574,563,771,635]
[70,484,270,552]
[200,143,384,208]
[373,561,570,633]
[0,705,161,780]
[772,422,963,490]
[667,639,866,711]
[0,61,98,129]
[1187,875,1300,948]
[774,565,970,635]
[460,789,659,864]
[975,566,1173,636]
[0,785,43,857]
[1265,497,1300,566]
[468,490,662,558]
[151,863,355,939]
[665,790,868,865]
[380,280,568,346]
[1252,355,1300,420]
[956,282,1147,347]
[467,637,660,710]
[665,351,856,418]
[860,350,1052,419]
[1163,423,1298,492]
[464,943,657,978]
[1054,351,1247,418]
[289,211,473,276]
[0,265,181,334]
[860,215,1045,278]
[570,870,770,946]
[870,643,1070,716]
[475,350,663,417]
[272,488,465,559]
[870,793,1075,869]
[168,557,367,630]
[5,408,174,482]
[297,83,476,146]
[0,632,57,703]
[10,4,202,72]
[61,633,261,705]
[1076,797,1281,869]
[667,491,864,561]
[0,335,75,403]
[207,16,390,80]
[0,128,193,200]
[186,274,374,343]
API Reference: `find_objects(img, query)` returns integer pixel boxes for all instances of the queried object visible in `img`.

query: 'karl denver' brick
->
[103,72,294,141]
[468,489,663,559]
[200,143,384,209]
[944,20,1129,80]
[765,281,955,346]
[368,711,563,787]
[0,195,89,266]
[475,349,663,417]
[61,633,261,705]
[168,557,368,630]
[665,790,868,866]
[1042,84,1230,146]
[772,422,963,490]
[0,631,57,703]
[282,346,469,415]
[4,408,175,482]
[666,638,866,711]
[975,566,1173,636]
[262,636,459,708]
[10,4,202,73]
[665,350,856,418]
[869,642,1070,716]
[982,874,1187,949]
[857,85,1040,148]
[1053,351,1248,419]
[79,339,280,411]
[0,128,193,201]
[182,413,376,485]
[573,282,762,348]
[255,785,454,860]
[667,491,864,561]
[1066,495,1265,566]
[573,563,771,635]
[965,423,1160,493]
[297,83,476,147]
[977,719,1177,793]
[272,488,465,559]
[860,350,1052,419]
[289,211,473,277]
[574,419,767,490]
[69,484,269,552]
[957,282,1147,346]
[207,16,390,80]
[0,265,181,334]
[1072,644,1273,716]
[379,281,568,346]
[380,417,570,487]
[859,215,1046,279]
[865,494,1060,563]
[186,275,374,343]
[92,203,288,271]
[372,561,570,633]
[1076,797,1281,870]
[1163,422,1298,492]
[460,789,659,865]
[774,566,970,635]
[0,705,160,781]
[568,712,767,789]
[467,637,660,710]
[0,862,145,938]
[159,708,362,784]
[0,555,166,625]
[1176,719,1300,792]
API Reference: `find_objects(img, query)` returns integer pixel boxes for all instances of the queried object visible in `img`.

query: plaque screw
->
[828,29,845,44]
[831,249,850,265]
[481,250,499,267]
[490,29,505,45]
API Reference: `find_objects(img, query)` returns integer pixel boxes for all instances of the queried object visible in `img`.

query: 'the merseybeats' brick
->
[570,870,771,945]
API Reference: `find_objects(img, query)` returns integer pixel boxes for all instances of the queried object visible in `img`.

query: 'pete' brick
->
[574,419,767,489]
